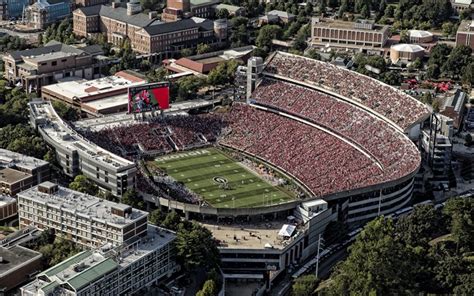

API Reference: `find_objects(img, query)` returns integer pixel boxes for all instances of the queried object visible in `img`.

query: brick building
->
[456,20,474,51]
[162,0,220,22]
[0,149,50,196]
[311,18,390,53]
[73,1,224,54]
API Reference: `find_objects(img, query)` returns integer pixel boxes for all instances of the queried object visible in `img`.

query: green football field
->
[154,148,295,208]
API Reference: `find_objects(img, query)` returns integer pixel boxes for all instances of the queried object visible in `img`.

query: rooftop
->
[21,225,175,293]
[0,245,41,277]
[202,220,302,250]
[29,100,135,170]
[81,94,128,113]
[7,40,85,61]
[267,10,295,19]
[408,29,433,38]
[41,72,146,101]
[24,51,78,64]
[0,148,48,171]
[312,18,388,31]
[391,43,425,52]
[0,195,16,207]
[142,17,213,36]
[191,0,219,7]
[0,168,31,185]
[18,183,148,228]
[214,3,242,13]
[457,20,474,33]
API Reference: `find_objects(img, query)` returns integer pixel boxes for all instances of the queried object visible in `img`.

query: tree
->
[462,62,474,86]
[396,204,446,247]
[148,208,166,226]
[443,197,474,251]
[328,217,414,295]
[216,8,230,19]
[441,45,472,79]
[384,5,395,18]
[196,279,218,296]
[256,25,282,51]
[176,75,206,101]
[442,22,455,37]
[292,274,319,296]
[207,60,239,86]
[180,48,194,57]
[121,189,144,209]
[197,43,212,54]
[411,57,423,70]
[175,222,220,271]
[69,175,99,196]
[306,49,321,60]
[160,211,183,231]
[52,100,79,121]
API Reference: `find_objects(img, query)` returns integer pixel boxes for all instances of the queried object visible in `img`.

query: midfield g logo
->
[213,176,228,184]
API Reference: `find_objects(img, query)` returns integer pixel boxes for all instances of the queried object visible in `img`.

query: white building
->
[29,100,137,196]
[20,225,177,296]
[17,182,148,248]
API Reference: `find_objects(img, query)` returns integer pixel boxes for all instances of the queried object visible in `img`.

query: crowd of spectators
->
[220,104,385,197]
[251,79,420,181]
[264,52,431,130]
[78,115,225,155]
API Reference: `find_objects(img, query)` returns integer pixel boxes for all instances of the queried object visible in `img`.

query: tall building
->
[456,20,474,51]
[73,2,225,54]
[29,100,137,196]
[0,148,50,196]
[0,0,31,20]
[25,0,70,29]
[2,40,106,92]
[311,18,390,53]
[20,225,177,296]
[17,182,148,248]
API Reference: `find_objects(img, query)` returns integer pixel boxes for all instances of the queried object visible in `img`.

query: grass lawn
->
[155,148,295,208]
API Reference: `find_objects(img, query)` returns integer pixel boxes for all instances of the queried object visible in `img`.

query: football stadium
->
[33,51,432,278]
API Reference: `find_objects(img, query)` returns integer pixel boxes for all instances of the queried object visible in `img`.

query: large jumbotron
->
[69,52,430,223]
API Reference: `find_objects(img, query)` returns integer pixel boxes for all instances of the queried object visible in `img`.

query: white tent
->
[278,224,296,237]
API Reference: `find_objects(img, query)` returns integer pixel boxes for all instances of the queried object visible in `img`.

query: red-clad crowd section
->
[264,52,431,130]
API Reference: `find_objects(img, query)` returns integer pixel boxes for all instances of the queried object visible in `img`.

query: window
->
[52,61,57,66]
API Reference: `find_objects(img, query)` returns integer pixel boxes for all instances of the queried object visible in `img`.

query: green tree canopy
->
[328,217,414,295]
[256,25,282,51]
[196,279,218,296]
[292,274,319,296]
[69,175,99,196]
[175,222,220,271]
